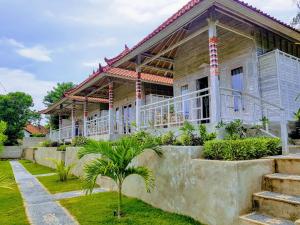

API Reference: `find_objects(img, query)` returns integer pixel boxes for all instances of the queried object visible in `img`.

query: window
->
[231,67,244,112]
[181,85,190,119]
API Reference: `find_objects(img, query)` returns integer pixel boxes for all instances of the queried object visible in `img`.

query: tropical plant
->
[161,131,176,145]
[260,116,269,130]
[198,124,216,145]
[48,159,73,182]
[39,140,51,147]
[218,119,247,140]
[79,135,162,218]
[294,109,300,121]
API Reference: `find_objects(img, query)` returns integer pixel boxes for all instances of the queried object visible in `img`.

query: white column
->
[280,110,289,155]
[208,19,221,124]
[136,55,142,131]
[108,82,114,135]
[71,102,76,138]
[83,99,88,137]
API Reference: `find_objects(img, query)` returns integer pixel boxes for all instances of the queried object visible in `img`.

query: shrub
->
[178,121,199,146]
[217,119,247,140]
[203,137,281,161]
[31,133,46,137]
[198,124,216,145]
[40,140,51,147]
[48,159,73,182]
[72,136,88,147]
[161,131,175,145]
[57,145,69,151]
[51,141,59,147]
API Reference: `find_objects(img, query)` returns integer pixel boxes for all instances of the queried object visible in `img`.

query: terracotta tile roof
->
[105,0,300,66]
[106,67,173,85]
[25,124,48,135]
[67,67,173,95]
[65,95,109,103]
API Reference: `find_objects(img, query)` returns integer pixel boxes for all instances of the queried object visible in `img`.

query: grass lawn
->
[19,159,55,175]
[0,161,29,225]
[37,174,86,194]
[61,192,203,225]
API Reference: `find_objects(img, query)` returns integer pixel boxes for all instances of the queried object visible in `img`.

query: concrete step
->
[269,154,300,175]
[239,212,295,225]
[253,191,300,221]
[264,173,300,196]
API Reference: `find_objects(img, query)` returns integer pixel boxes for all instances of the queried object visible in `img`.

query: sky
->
[0,0,298,111]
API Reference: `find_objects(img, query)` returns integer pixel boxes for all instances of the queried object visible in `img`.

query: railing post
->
[83,99,88,137]
[136,55,142,131]
[58,114,62,142]
[71,101,76,138]
[208,18,221,124]
[280,109,289,155]
[108,82,114,135]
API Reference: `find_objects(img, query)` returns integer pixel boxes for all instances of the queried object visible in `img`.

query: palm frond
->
[125,166,154,193]
[78,140,112,159]
[83,158,117,194]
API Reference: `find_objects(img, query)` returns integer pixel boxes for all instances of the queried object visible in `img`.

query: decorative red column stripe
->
[109,82,114,109]
[209,37,219,76]
[84,98,88,117]
[136,72,142,99]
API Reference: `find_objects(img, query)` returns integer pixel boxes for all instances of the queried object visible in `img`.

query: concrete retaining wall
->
[44,146,274,225]
[0,146,23,159]
[22,137,48,148]
[34,147,65,169]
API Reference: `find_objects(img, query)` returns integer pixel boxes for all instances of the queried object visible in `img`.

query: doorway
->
[122,104,132,134]
[196,77,210,123]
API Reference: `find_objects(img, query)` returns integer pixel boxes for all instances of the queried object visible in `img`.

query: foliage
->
[57,144,70,151]
[0,121,7,152]
[19,160,55,175]
[48,159,74,182]
[294,109,300,121]
[72,136,89,147]
[178,121,198,146]
[79,135,161,218]
[31,133,46,137]
[198,124,216,145]
[133,130,161,146]
[43,82,75,129]
[0,92,35,145]
[218,119,247,140]
[40,140,52,147]
[61,192,202,225]
[260,116,269,129]
[203,137,281,161]
[161,131,176,145]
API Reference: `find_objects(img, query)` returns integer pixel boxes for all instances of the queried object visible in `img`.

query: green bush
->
[31,133,46,137]
[203,137,281,161]
[161,131,175,145]
[57,145,70,151]
[217,119,247,140]
[40,140,51,147]
[72,136,88,147]
[198,124,216,145]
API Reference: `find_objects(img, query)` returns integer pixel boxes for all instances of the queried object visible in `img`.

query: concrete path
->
[53,188,106,201]
[10,161,79,225]
[34,173,57,177]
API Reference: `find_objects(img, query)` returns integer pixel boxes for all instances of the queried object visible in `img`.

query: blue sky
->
[0,0,298,110]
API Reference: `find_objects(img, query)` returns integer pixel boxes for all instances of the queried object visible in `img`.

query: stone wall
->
[64,146,273,225]
[0,146,23,159]
[34,147,65,169]
[22,137,48,148]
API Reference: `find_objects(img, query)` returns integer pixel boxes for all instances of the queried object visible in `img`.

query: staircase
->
[240,154,300,225]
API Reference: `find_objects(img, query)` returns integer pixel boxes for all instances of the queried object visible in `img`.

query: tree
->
[79,135,162,218]
[43,82,75,129]
[0,121,7,153]
[292,0,300,28]
[0,92,34,145]
[0,121,11,190]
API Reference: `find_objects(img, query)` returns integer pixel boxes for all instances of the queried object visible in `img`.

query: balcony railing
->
[86,115,109,136]
[140,88,211,129]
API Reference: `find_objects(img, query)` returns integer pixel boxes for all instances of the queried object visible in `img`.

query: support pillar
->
[208,19,221,124]
[58,114,62,142]
[83,99,88,137]
[280,110,289,155]
[136,55,142,131]
[71,101,76,138]
[108,82,114,135]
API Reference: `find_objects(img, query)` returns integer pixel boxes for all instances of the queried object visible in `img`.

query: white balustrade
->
[86,115,109,136]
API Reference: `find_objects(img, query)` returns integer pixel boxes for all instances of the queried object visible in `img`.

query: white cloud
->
[0,37,52,62]
[82,58,106,68]
[0,67,55,110]
[17,45,52,62]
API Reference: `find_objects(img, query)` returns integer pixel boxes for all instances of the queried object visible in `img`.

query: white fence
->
[86,115,109,136]
[140,88,211,129]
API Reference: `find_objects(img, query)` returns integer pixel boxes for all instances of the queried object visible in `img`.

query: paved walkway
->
[10,161,79,225]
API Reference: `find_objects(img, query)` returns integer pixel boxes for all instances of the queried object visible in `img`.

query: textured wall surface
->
[0,146,23,159]
[22,137,48,148]
[34,147,65,169]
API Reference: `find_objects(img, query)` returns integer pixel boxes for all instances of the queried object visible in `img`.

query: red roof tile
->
[25,124,48,135]
[105,0,300,66]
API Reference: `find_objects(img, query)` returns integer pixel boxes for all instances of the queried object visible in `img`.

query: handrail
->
[141,88,210,108]
[219,87,284,110]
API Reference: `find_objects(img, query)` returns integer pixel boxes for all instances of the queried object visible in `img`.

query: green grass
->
[37,174,85,194]
[19,159,55,175]
[0,161,29,225]
[60,192,203,225]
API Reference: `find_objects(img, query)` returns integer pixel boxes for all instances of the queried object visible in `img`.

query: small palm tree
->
[48,159,74,182]
[78,135,161,218]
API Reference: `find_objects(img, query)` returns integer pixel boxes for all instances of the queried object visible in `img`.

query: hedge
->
[203,137,281,161]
